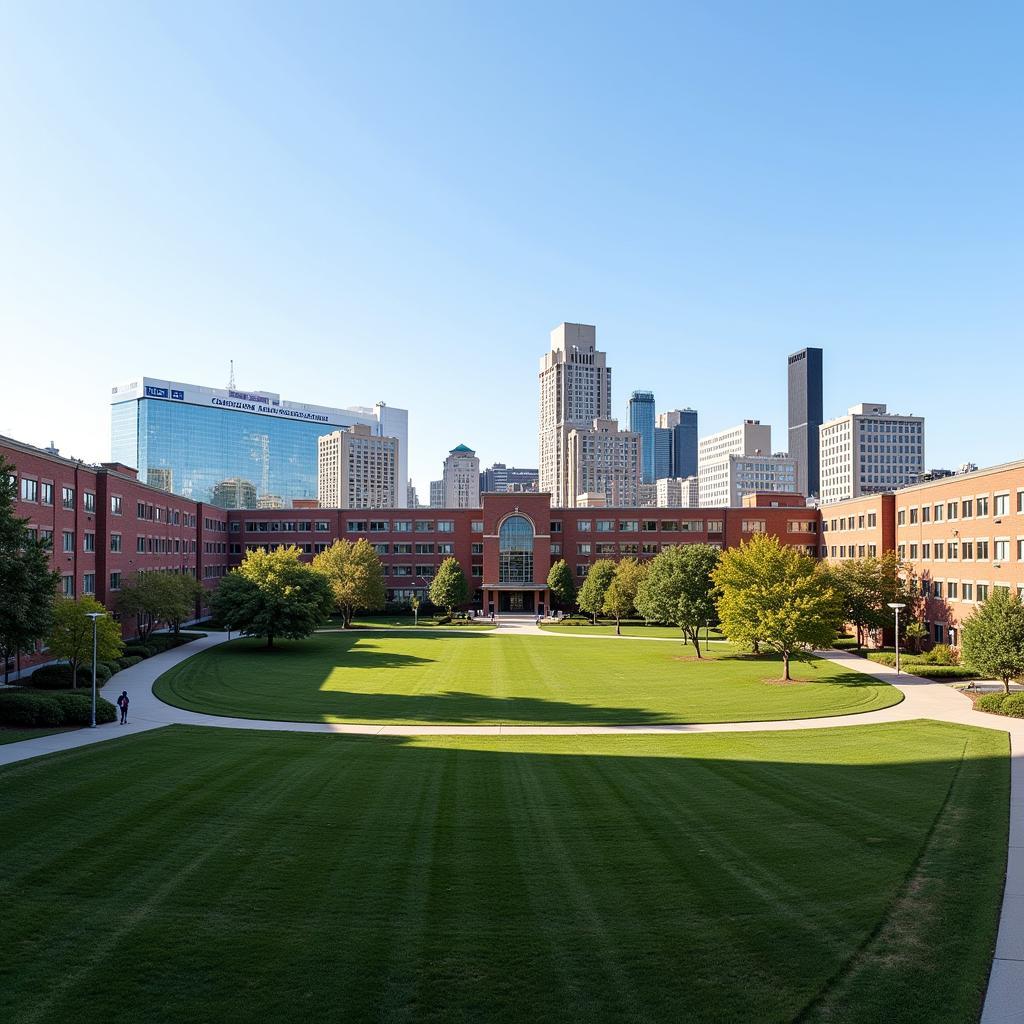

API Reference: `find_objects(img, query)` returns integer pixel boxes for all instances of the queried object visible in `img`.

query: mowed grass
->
[153,632,902,725]
[0,727,69,745]
[0,721,1007,1024]
[336,615,495,631]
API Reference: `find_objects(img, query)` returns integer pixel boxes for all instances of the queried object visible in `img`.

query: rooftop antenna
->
[228,360,235,390]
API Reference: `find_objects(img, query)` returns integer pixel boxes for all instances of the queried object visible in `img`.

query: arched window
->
[499,514,534,583]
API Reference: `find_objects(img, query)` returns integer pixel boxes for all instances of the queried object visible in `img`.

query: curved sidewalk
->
[1,635,1021,1022]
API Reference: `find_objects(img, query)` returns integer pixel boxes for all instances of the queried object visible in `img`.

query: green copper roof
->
[450,443,475,453]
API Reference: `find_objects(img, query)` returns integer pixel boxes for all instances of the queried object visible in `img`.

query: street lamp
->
[887,602,906,676]
[85,612,105,728]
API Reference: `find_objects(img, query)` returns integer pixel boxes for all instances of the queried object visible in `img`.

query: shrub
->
[100,660,121,676]
[124,644,155,659]
[908,666,979,680]
[0,691,66,726]
[976,693,1007,714]
[77,663,113,686]
[435,614,452,625]
[925,643,958,666]
[866,652,898,667]
[1001,693,1024,718]
[27,664,76,689]
[116,655,144,670]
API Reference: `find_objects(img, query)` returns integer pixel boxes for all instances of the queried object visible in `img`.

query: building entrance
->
[499,590,535,613]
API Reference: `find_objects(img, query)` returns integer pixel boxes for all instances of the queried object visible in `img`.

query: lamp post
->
[887,602,906,676]
[85,612,104,728]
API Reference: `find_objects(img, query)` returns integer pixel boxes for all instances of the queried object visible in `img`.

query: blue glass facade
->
[628,391,656,484]
[673,410,698,479]
[112,398,358,506]
[653,427,674,480]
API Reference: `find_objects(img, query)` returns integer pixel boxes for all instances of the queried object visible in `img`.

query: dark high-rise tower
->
[787,348,824,497]
[628,390,656,484]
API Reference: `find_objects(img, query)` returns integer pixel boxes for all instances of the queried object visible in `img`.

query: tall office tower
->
[111,377,409,507]
[317,425,400,509]
[628,391,656,484]
[653,427,674,480]
[818,403,925,504]
[442,444,481,508]
[698,420,797,507]
[406,479,420,508]
[538,323,612,507]
[429,480,444,507]
[566,418,642,507]
[787,348,824,497]
[657,408,698,478]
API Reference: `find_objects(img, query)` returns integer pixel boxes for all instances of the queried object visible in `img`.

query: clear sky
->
[2,2,1021,494]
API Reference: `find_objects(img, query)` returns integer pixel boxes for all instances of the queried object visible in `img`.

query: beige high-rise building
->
[442,444,481,508]
[698,420,797,507]
[567,418,641,507]
[656,476,699,508]
[318,425,400,509]
[819,403,925,505]
[538,323,612,507]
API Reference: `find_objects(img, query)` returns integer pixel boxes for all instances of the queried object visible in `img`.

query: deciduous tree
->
[210,546,334,648]
[961,588,1024,694]
[602,558,648,635]
[429,557,469,617]
[311,539,386,627]
[47,596,125,687]
[546,559,576,612]
[830,553,909,649]
[635,544,720,656]
[576,559,617,624]
[712,535,842,680]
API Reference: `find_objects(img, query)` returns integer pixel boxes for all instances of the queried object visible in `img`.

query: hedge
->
[976,693,1006,714]
[0,690,116,727]
[116,655,145,671]
[1002,693,1024,718]
[29,663,113,690]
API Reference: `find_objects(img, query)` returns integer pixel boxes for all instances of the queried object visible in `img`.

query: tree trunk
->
[1004,676,1011,695]
[783,651,791,681]
[615,615,621,636]
[266,634,274,650]
[856,623,862,650]
[692,630,702,659]
[71,658,79,689]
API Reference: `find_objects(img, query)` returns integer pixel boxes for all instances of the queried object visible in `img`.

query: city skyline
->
[2,6,1021,494]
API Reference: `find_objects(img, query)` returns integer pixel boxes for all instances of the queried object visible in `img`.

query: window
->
[909,544,918,560]
[471,521,483,533]
[947,502,958,520]
[372,543,389,555]
[962,583,973,601]
[62,575,74,598]
[550,543,561,556]
[110,533,122,553]
[995,494,1009,517]
[21,478,37,502]
[437,520,454,533]
[550,521,562,533]
[932,581,942,598]
[393,520,412,533]
[40,482,53,505]
[977,584,989,602]
[976,540,989,559]
[948,582,958,599]
[962,498,973,518]
[315,521,330,532]
[471,543,483,555]
[596,520,614,532]
[707,520,724,533]
[137,537,146,553]
[82,572,95,595]
[921,506,930,523]
[84,492,96,514]
[416,565,435,578]
[347,520,368,533]
[994,540,1010,561]
[977,496,989,517]
[576,564,589,578]
[577,543,592,555]
[962,541,974,559]
[111,495,123,515]
[415,520,434,532]
[109,572,122,591]
[438,543,454,555]
[369,520,389,532]
[909,507,918,525]
[62,486,74,510]
[577,520,592,532]
[932,505,942,522]
[742,520,766,533]
[62,530,74,553]
[897,509,906,526]
[499,515,534,583]
[415,543,435,555]
[394,543,412,555]
[618,520,639,532]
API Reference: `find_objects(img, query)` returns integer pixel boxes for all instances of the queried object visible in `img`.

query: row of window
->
[899,539,1021,562]
[899,492,1024,525]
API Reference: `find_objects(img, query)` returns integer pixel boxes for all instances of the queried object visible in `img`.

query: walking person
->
[117,690,130,725]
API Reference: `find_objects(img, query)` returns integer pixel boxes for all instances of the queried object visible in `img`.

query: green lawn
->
[153,631,901,725]
[0,727,69,745]
[0,721,1006,1024]
[541,620,725,640]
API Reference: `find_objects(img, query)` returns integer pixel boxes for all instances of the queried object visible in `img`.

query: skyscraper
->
[317,424,400,509]
[660,408,698,479]
[538,324,612,506]
[628,390,656,484]
[442,444,481,508]
[787,348,824,497]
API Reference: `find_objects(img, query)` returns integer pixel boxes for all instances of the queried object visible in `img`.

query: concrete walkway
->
[1,632,1021,1021]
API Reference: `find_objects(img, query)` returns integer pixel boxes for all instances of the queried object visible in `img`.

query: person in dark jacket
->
[116,690,129,725]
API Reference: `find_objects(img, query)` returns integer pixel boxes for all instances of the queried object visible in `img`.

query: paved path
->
[2,631,1021,1021]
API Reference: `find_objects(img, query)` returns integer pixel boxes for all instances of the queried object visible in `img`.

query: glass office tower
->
[787,348,824,497]
[110,378,409,508]
[628,390,656,484]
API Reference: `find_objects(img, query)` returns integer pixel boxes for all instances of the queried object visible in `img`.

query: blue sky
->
[2,2,1021,492]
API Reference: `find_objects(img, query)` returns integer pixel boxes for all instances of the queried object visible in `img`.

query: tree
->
[904,620,928,655]
[210,546,334,648]
[429,557,469,616]
[311,539,386,627]
[830,553,910,649]
[576,559,617,624]
[635,544,720,656]
[712,534,842,681]
[47,596,125,687]
[546,559,576,612]
[116,572,204,640]
[0,459,59,682]
[961,588,1024,694]
[602,558,648,635]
